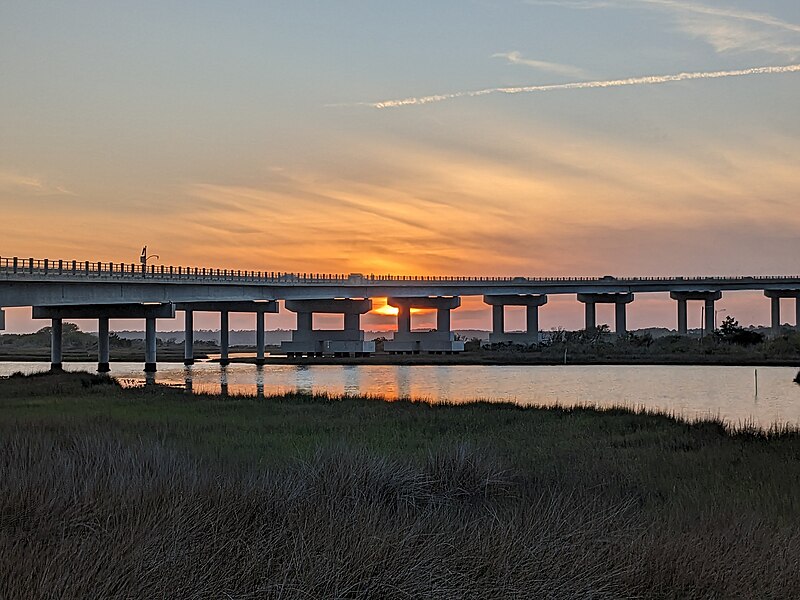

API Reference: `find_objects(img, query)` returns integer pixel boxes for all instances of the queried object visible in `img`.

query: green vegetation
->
[0,323,212,362]
[1,371,799,598]
[482,324,800,365]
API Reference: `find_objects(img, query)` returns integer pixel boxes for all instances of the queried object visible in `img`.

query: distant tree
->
[625,331,654,348]
[715,316,764,346]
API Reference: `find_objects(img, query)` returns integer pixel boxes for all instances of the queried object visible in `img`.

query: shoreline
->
[2,353,799,368]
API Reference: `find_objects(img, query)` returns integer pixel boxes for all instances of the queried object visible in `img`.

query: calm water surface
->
[2,360,800,427]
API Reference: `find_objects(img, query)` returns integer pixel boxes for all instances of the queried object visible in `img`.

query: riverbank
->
[1,371,799,599]
[3,350,800,367]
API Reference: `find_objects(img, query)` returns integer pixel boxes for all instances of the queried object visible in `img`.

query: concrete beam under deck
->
[175,300,278,313]
[284,298,372,314]
[32,303,175,319]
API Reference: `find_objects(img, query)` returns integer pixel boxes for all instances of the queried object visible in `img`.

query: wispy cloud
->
[492,51,588,77]
[528,0,800,57]
[361,63,800,109]
[0,171,76,196]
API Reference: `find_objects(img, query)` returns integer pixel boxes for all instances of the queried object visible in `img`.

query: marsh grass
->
[1,372,800,598]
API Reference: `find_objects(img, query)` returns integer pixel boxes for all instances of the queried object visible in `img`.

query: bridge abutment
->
[483,295,547,344]
[281,299,375,357]
[384,297,464,354]
[577,293,633,335]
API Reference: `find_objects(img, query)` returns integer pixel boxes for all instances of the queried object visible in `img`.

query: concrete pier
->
[97,317,110,372]
[484,295,547,344]
[33,303,175,371]
[184,310,194,365]
[670,291,722,335]
[176,301,278,365]
[577,293,634,334]
[384,297,464,354]
[50,317,63,370]
[256,311,266,365]
[144,317,157,372]
[219,310,230,366]
[281,298,375,357]
[764,290,800,335]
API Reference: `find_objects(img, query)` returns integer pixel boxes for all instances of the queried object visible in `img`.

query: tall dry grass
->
[0,425,643,599]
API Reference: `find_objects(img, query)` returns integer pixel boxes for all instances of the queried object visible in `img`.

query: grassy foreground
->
[1,372,800,599]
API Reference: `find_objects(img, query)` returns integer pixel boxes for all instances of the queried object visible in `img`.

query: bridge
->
[2,255,799,371]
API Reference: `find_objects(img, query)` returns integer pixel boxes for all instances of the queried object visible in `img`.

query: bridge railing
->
[1,256,798,285]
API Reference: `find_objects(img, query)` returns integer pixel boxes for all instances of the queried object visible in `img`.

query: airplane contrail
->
[363,64,800,109]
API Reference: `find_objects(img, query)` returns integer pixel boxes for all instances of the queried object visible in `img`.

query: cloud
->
[0,171,77,196]
[527,0,800,57]
[492,51,588,77]
[361,63,800,109]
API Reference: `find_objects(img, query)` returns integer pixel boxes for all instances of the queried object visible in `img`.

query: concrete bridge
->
[2,255,799,371]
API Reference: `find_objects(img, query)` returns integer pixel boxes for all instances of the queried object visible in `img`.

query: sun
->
[371,298,399,316]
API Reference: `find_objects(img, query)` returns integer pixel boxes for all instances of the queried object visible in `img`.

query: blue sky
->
[2,1,800,331]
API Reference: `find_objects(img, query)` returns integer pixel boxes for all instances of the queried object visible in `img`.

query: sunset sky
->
[3,1,800,333]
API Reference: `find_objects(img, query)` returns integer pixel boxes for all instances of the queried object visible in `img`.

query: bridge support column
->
[144,317,157,372]
[219,311,230,366]
[615,302,628,335]
[50,318,63,371]
[97,317,110,373]
[184,310,194,365]
[584,301,596,330]
[492,305,504,338]
[797,298,800,332]
[704,299,715,333]
[677,299,688,335]
[577,294,633,335]
[436,306,451,335]
[764,291,800,336]
[397,304,411,334]
[484,295,547,344]
[256,311,265,365]
[281,299,375,357]
[770,296,781,334]
[670,291,722,336]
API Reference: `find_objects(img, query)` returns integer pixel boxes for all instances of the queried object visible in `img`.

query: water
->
[2,360,799,427]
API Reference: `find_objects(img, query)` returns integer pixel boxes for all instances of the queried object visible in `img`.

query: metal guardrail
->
[1,256,799,286]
